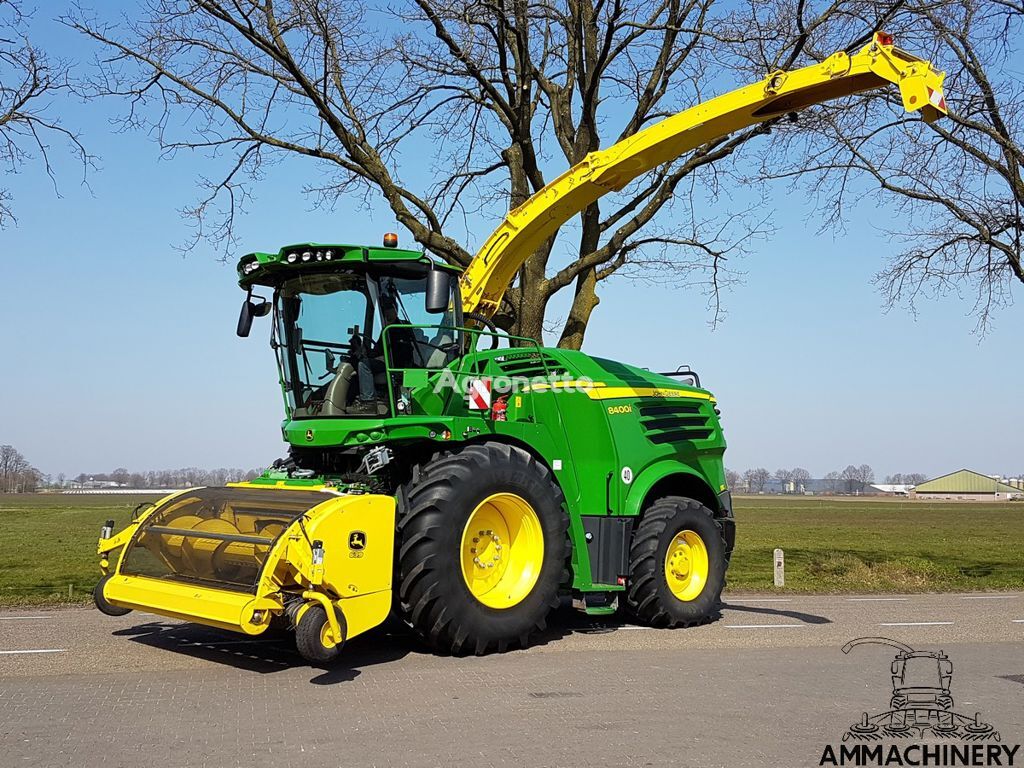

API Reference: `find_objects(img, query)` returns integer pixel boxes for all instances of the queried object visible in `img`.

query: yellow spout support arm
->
[460,33,947,319]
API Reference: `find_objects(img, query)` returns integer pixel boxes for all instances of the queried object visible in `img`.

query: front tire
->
[397,443,569,655]
[626,496,726,627]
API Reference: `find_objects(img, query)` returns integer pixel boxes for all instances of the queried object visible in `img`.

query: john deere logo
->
[348,531,366,551]
[305,428,314,442]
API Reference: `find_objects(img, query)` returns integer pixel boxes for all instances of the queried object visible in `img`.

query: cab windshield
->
[274,267,459,418]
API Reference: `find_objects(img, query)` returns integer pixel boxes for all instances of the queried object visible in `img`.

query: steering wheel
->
[464,312,500,350]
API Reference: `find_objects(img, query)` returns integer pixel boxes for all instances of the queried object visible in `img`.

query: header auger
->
[95,34,946,664]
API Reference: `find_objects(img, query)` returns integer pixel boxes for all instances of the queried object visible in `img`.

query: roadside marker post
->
[774,548,785,587]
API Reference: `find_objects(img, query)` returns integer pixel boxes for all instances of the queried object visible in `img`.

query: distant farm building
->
[870,484,914,496]
[913,469,1024,501]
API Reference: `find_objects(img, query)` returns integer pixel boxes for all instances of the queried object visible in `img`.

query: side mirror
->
[237,296,271,337]
[425,269,451,314]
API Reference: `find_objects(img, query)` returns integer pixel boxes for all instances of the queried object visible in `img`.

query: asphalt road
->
[1,593,1022,768]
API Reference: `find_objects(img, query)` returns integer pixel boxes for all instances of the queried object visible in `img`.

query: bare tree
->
[824,470,841,494]
[857,463,875,485]
[839,464,861,494]
[65,0,861,346]
[744,466,770,493]
[725,468,741,489]
[0,0,90,226]
[0,444,40,492]
[791,467,811,493]
[733,0,1024,332]
[774,468,794,493]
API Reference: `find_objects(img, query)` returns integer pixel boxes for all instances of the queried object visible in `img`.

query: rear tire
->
[295,605,344,665]
[397,443,569,655]
[93,575,131,617]
[626,496,726,627]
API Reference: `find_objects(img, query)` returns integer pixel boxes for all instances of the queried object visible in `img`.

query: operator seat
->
[320,361,386,416]
[424,328,455,369]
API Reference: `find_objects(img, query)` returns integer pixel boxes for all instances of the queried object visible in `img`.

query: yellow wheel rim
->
[319,619,338,649]
[664,530,709,602]
[460,493,544,609]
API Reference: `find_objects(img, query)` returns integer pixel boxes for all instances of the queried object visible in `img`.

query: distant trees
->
[885,473,928,486]
[791,468,812,491]
[838,464,875,493]
[773,468,794,488]
[67,467,263,489]
[770,467,812,493]
[0,445,41,492]
[743,467,771,493]
[730,463,929,495]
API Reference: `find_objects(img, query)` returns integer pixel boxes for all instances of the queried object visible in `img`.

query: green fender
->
[623,461,718,519]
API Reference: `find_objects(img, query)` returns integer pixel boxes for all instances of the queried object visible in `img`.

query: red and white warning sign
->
[467,378,492,410]
[928,87,946,112]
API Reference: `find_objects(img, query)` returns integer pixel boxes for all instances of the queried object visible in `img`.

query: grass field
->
[0,493,1021,606]
[729,495,1024,592]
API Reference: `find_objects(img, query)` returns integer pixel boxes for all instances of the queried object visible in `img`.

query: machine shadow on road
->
[107,599,828,682]
[114,620,414,678]
[719,602,832,625]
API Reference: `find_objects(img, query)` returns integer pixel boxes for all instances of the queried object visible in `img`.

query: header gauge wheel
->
[295,604,345,666]
[626,496,726,628]
[93,575,132,617]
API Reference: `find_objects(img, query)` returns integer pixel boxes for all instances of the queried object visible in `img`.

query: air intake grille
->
[637,400,714,444]
[494,352,567,379]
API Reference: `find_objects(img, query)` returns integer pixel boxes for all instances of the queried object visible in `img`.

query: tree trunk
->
[557,200,602,350]
[557,266,600,350]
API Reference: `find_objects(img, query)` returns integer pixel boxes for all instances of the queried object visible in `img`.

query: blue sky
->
[1,4,1021,481]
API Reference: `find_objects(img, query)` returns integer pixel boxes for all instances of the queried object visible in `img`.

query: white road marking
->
[0,616,51,621]
[725,624,804,629]
[1011,620,1024,624]
[732,598,793,603]
[846,597,908,602]
[878,621,954,627]
[0,648,65,655]
[960,595,1017,600]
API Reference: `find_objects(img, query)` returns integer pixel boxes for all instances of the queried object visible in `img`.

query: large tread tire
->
[295,605,344,666]
[93,575,132,617]
[626,496,726,628]
[397,443,569,655]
